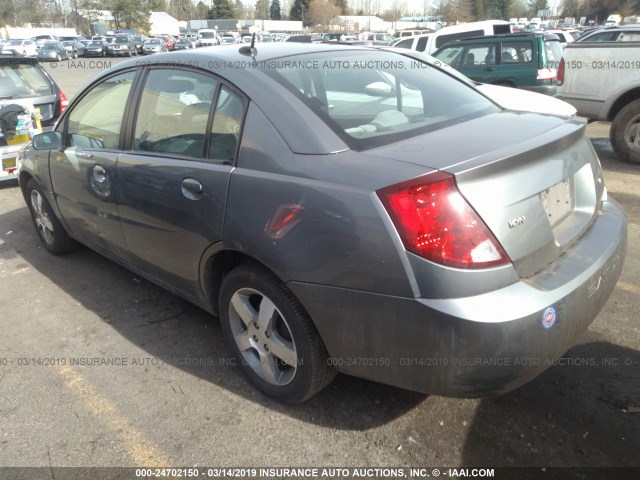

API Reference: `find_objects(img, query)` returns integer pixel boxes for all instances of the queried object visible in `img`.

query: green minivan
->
[432,33,564,96]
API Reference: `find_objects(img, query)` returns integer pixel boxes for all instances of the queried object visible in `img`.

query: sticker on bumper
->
[542,307,557,329]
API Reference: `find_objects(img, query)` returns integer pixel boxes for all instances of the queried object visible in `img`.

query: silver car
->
[17,44,627,403]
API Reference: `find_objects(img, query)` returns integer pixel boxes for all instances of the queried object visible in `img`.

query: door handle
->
[77,150,94,159]
[181,178,203,200]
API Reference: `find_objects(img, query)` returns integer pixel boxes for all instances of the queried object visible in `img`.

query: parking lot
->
[0,57,639,477]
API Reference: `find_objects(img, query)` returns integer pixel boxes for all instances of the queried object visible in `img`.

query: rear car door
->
[493,39,535,87]
[116,68,244,298]
[49,70,137,258]
[456,42,499,84]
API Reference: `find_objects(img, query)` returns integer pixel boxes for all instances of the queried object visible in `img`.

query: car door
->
[49,70,137,258]
[456,42,499,84]
[116,68,243,298]
[494,39,535,87]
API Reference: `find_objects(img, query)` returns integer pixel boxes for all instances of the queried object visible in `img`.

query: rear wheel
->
[219,263,335,403]
[26,179,78,255]
[610,99,640,165]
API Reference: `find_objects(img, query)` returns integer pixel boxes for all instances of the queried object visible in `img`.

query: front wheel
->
[219,264,335,403]
[610,98,640,164]
[26,179,78,255]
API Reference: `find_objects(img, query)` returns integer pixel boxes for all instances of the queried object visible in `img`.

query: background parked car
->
[133,35,145,54]
[544,29,577,47]
[33,34,59,50]
[84,40,108,57]
[108,35,137,57]
[142,38,167,54]
[366,32,394,45]
[575,25,640,42]
[62,40,86,58]
[432,32,563,95]
[173,38,193,50]
[0,55,68,181]
[3,39,37,56]
[36,41,69,61]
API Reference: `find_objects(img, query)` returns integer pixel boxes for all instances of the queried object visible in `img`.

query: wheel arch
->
[607,87,640,121]
[200,246,289,317]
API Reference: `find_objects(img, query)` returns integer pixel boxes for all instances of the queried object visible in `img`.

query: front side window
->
[263,51,498,150]
[133,69,218,159]
[433,45,465,67]
[66,70,136,150]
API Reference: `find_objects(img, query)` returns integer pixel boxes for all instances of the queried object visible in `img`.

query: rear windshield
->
[262,51,498,150]
[0,61,52,99]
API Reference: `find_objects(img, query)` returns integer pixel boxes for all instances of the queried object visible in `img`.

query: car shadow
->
[461,339,640,469]
[0,205,427,430]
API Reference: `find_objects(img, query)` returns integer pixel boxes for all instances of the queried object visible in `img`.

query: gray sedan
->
[17,44,627,403]
[36,41,69,61]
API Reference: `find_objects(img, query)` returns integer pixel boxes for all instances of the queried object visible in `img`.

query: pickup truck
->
[556,41,640,164]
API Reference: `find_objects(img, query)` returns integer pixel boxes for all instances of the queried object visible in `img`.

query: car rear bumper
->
[289,200,627,397]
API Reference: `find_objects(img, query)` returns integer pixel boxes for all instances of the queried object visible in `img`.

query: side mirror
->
[365,82,395,97]
[32,131,62,150]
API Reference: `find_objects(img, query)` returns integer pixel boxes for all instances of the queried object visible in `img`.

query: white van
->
[388,20,511,55]
[197,28,219,46]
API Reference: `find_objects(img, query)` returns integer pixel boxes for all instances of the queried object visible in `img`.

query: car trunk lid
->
[369,111,605,278]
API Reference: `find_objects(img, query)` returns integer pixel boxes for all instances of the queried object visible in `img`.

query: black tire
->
[55,53,61,62]
[610,98,640,165]
[219,263,335,403]
[73,51,78,59]
[25,179,78,255]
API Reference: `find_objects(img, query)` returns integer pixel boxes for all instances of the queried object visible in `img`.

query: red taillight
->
[59,90,69,115]
[557,57,565,86]
[377,173,509,269]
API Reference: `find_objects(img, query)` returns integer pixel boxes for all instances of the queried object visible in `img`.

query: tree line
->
[1,0,638,29]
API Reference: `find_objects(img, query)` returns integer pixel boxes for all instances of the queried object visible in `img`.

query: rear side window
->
[66,71,135,150]
[394,38,413,49]
[264,51,499,150]
[501,41,532,63]
[210,86,244,162]
[584,32,619,41]
[133,69,218,159]
[416,36,429,52]
[462,44,496,66]
[618,32,640,41]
